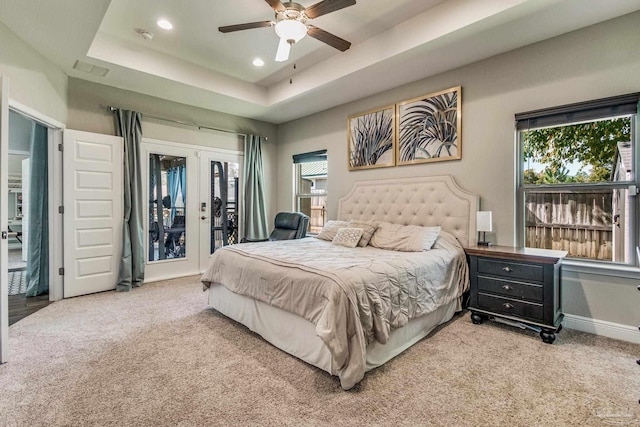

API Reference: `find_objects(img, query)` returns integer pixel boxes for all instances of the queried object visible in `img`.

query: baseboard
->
[143,271,201,284]
[563,314,640,344]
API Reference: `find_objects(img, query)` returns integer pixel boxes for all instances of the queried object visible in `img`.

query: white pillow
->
[422,226,441,250]
[316,220,349,241]
[332,227,364,248]
[369,222,424,252]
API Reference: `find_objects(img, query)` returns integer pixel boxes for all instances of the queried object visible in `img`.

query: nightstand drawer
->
[477,258,543,282]
[477,293,544,321]
[477,276,543,301]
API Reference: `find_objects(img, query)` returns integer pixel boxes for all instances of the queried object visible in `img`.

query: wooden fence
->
[525,192,613,260]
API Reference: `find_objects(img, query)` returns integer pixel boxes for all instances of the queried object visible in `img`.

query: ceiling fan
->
[219,0,356,62]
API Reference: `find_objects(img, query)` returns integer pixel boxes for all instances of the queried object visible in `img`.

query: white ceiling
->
[1,0,640,124]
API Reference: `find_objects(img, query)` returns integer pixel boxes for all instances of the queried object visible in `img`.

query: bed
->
[201,175,479,389]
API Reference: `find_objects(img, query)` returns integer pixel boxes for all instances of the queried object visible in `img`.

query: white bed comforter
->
[201,231,468,389]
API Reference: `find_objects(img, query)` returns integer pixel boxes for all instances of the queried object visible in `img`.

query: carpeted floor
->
[1,276,639,426]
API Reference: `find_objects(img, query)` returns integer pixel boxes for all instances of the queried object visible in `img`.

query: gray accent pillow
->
[316,220,349,241]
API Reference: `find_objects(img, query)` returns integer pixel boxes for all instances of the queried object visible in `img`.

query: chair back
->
[269,212,309,241]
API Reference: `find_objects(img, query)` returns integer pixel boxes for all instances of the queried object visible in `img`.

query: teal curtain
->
[167,166,180,222]
[114,109,144,291]
[25,122,49,297]
[179,165,186,207]
[243,135,269,240]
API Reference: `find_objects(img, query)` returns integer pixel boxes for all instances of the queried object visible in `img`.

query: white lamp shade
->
[477,211,493,232]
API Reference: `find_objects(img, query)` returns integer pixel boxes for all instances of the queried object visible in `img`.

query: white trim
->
[141,136,243,158]
[562,259,640,280]
[563,314,640,344]
[1,77,10,363]
[143,271,201,284]
[49,129,63,301]
[8,100,65,129]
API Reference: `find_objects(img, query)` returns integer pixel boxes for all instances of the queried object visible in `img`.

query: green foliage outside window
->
[522,117,631,184]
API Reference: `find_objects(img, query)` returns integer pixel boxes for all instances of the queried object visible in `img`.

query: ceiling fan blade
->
[265,0,286,12]
[219,21,273,33]
[275,38,291,62]
[304,0,356,19]
[307,25,351,51]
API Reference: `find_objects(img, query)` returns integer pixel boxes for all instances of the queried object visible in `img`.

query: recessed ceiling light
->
[157,19,173,30]
[252,58,265,67]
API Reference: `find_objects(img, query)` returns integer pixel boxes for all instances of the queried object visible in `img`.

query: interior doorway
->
[6,109,53,324]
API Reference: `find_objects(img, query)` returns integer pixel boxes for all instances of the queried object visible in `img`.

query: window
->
[516,93,639,264]
[293,150,327,234]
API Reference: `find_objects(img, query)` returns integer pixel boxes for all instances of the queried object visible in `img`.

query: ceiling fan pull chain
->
[290,43,297,85]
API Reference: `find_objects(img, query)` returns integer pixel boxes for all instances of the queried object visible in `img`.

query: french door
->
[198,152,242,271]
[142,139,242,281]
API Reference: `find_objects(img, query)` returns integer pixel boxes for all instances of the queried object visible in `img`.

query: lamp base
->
[477,241,492,246]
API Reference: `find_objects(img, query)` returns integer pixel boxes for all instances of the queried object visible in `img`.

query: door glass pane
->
[148,154,186,262]
[209,161,239,254]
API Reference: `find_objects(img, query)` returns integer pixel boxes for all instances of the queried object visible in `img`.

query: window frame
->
[515,94,640,267]
[292,150,328,235]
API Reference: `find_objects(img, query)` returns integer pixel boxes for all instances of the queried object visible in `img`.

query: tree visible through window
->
[517,93,638,264]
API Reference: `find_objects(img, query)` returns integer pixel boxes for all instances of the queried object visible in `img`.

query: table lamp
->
[477,211,493,246]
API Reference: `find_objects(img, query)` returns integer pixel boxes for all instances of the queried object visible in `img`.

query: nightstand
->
[465,246,567,344]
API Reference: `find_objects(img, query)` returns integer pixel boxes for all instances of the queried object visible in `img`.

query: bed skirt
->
[208,283,460,379]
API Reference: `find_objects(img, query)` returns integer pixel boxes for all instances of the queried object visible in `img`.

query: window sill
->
[561,259,640,279]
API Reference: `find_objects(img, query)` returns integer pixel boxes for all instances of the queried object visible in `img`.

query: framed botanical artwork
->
[396,86,461,165]
[347,104,396,170]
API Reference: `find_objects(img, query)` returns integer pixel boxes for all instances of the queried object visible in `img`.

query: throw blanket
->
[201,231,468,389]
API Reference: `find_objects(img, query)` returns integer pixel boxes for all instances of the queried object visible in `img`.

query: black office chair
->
[164,215,185,258]
[244,212,309,242]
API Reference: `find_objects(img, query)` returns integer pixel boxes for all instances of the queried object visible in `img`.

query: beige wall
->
[0,21,67,123]
[67,78,279,221]
[276,12,640,327]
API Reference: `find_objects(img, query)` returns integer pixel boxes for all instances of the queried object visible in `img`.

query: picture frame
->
[347,104,396,171]
[396,86,461,165]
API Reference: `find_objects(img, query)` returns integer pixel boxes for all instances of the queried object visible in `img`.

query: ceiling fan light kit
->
[219,0,355,62]
[275,19,307,44]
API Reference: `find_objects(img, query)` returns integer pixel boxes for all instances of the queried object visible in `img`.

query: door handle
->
[201,216,206,220]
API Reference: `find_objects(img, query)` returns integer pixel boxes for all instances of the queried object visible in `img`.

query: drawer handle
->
[503,303,513,310]
[502,267,513,272]
[501,284,512,291]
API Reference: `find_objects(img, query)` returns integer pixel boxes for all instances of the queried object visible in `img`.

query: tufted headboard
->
[337,175,479,248]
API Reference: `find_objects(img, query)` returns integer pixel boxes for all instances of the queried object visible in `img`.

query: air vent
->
[73,60,109,77]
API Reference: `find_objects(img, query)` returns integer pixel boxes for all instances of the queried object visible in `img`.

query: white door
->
[63,130,123,298]
[0,76,9,362]
[141,141,198,282]
[199,152,242,271]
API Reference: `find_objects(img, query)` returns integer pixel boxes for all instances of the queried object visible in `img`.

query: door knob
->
[201,216,206,220]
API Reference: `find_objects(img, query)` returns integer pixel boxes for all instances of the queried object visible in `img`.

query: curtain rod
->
[107,106,267,140]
